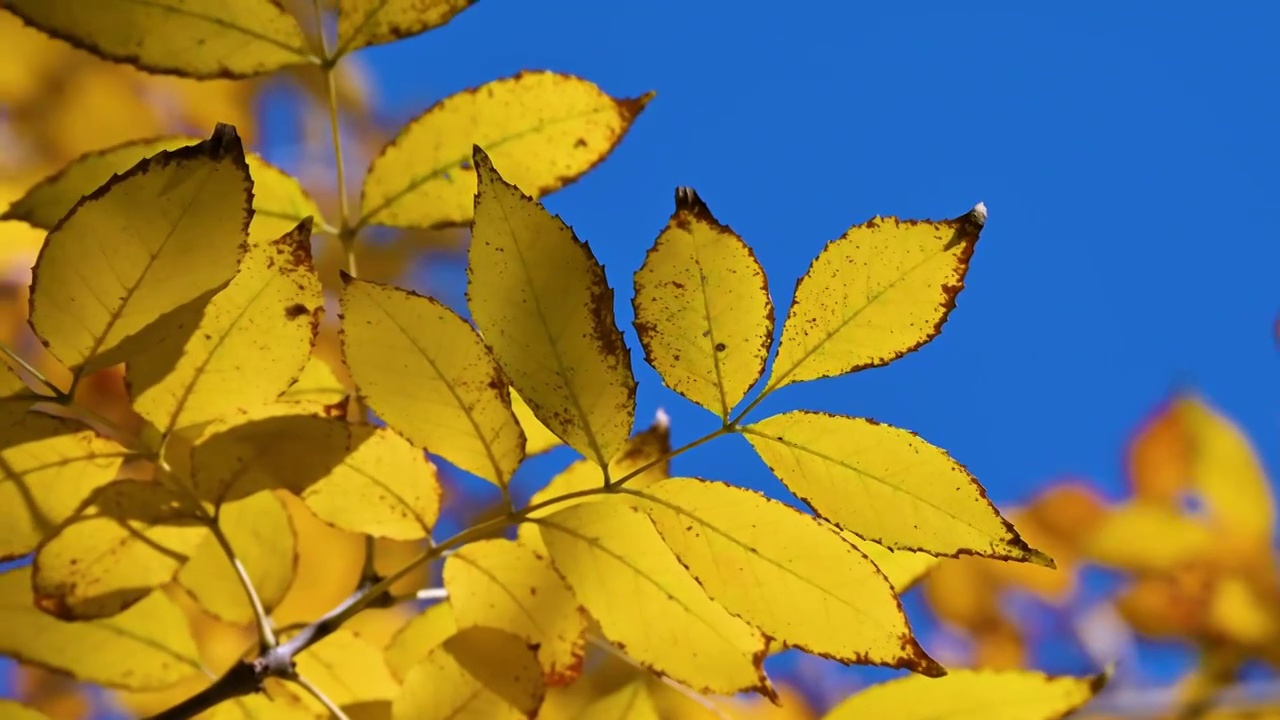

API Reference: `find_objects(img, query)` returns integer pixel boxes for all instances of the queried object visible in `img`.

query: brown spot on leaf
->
[284,303,309,320]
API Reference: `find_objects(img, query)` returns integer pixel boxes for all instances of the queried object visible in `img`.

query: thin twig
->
[291,673,353,720]
[0,342,66,399]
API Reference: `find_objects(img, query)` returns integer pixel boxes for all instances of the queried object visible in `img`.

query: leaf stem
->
[607,426,729,490]
[210,522,278,649]
[291,673,353,720]
[0,342,66,399]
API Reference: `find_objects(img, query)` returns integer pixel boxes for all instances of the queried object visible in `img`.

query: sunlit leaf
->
[360,72,651,229]
[444,538,587,685]
[744,411,1048,564]
[338,0,475,53]
[129,218,323,436]
[385,602,457,681]
[468,147,636,467]
[4,0,311,78]
[538,499,771,696]
[295,629,400,712]
[821,669,1106,720]
[392,627,545,720]
[632,478,941,673]
[768,206,986,391]
[0,566,201,690]
[176,491,296,623]
[28,125,251,376]
[340,276,525,486]
[511,388,562,456]
[33,480,209,619]
[632,187,772,419]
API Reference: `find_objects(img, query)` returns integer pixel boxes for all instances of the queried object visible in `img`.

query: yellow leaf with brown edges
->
[821,669,1106,720]
[768,206,986,391]
[337,0,475,53]
[0,565,201,690]
[538,499,771,697]
[467,147,636,467]
[632,478,941,674]
[392,627,545,720]
[5,0,311,79]
[385,602,457,681]
[340,276,525,486]
[632,188,773,420]
[744,411,1049,564]
[445,538,587,685]
[33,480,209,619]
[28,125,251,377]
[359,72,650,230]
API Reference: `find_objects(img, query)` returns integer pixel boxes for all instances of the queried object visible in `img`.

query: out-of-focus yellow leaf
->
[844,535,940,593]
[340,276,525,486]
[768,207,985,391]
[632,478,940,674]
[129,219,322,436]
[632,188,772,419]
[821,669,1105,720]
[517,418,670,552]
[301,425,440,540]
[0,700,52,720]
[294,629,400,712]
[280,355,348,407]
[5,0,312,78]
[567,679,660,720]
[1207,575,1277,646]
[512,388,562,456]
[467,147,636,467]
[385,602,457,681]
[269,493,365,628]
[745,411,1048,564]
[337,0,475,53]
[32,479,209,619]
[3,136,325,244]
[28,126,251,376]
[176,491,296,623]
[392,627,545,720]
[1127,399,1190,505]
[360,73,651,230]
[1084,502,1215,572]
[445,538,587,685]
[538,499,771,697]
[0,565,201,690]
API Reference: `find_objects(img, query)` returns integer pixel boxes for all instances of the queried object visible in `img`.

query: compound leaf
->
[360,72,650,229]
[822,669,1106,720]
[337,0,475,53]
[632,188,772,419]
[392,627,545,720]
[744,411,1048,564]
[467,147,636,467]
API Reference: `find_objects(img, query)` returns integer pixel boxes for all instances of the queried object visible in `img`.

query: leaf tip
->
[208,123,244,159]
[1027,546,1057,569]
[338,269,355,285]
[969,201,987,226]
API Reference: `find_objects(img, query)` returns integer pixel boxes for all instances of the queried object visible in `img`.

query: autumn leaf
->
[467,147,636,467]
[359,72,651,230]
[821,669,1107,720]
[294,629,400,713]
[280,355,348,407]
[340,275,525,486]
[385,602,457,681]
[768,205,986,391]
[337,0,476,53]
[28,125,251,377]
[632,187,773,420]
[844,534,941,594]
[392,627,545,720]
[5,0,312,78]
[511,388,562,456]
[743,411,1049,564]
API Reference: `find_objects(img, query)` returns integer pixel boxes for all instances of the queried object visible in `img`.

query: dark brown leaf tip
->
[674,186,708,214]
[207,123,243,160]
[337,269,355,285]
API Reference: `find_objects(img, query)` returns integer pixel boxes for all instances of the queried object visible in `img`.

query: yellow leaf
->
[512,388,562,456]
[1083,502,1215,572]
[32,479,209,619]
[176,491,296,623]
[566,679,661,720]
[517,418,671,553]
[340,276,525,486]
[301,425,441,540]
[0,565,201,690]
[632,188,773,419]
[2,136,325,243]
[28,125,252,376]
[295,629,400,712]
[821,669,1106,720]
[468,147,636,467]
[385,601,457,681]
[1126,398,1190,505]
[768,207,986,391]
[0,700,51,720]
[128,218,323,435]
[1207,575,1277,646]
[844,534,941,593]
[538,499,770,697]
[338,0,475,53]
[5,0,312,78]
[359,72,651,230]
[444,538,587,685]
[632,478,941,674]
[281,355,348,407]
[744,411,1047,564]
[392,626,545,720]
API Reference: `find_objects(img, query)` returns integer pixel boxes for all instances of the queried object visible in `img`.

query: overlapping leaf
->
[385,602,458,681]
[28,125,251,376]
[845,534,942,593]
[294,629,400,713]
[538,499,771,697]
[280,355,348,407]
[337,0,475,53]
[5,0,312,78]
[511,388,562,456]
[633,188,773,419]
[340,275,525,486]
[821,669,1106,720]
[360,72,651,229]
[769,205,986,391]
[467,147,636,467]
[744,411,1048,563]
[392,627,545,720]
